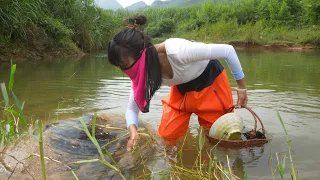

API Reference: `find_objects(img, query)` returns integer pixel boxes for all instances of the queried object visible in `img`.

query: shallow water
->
[0,49,319,179]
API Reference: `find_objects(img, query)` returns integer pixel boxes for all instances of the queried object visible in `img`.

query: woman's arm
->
[126,89,140,151]
[177,40,248,107]
[177,41,244,80]
[126,89,139,128]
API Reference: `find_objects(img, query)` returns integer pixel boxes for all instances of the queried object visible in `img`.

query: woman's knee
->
[158,120,188,141]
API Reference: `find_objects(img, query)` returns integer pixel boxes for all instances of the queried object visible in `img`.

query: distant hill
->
[151,0,166,7]
[151,0,204,8]
[96,0,207,11]
[126,1,148,11]
[95,0,123,10]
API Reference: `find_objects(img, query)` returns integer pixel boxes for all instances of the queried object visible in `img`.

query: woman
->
[108,15,247,153]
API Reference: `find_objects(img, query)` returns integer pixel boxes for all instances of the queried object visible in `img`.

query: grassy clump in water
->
[170,127,240,180]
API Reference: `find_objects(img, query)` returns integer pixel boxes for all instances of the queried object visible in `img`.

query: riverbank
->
[227,41,317,50]
[153,35,320,50]
[1,40,318,62]
[0,45,84,62]
[0,44,84,62]
[1,0,319,62]
[0,0,120,63]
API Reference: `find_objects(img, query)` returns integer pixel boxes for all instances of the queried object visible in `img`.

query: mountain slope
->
[126,1,148,11]
[151,0,204,8]
[95,0,123,10]
[96,0,208,11]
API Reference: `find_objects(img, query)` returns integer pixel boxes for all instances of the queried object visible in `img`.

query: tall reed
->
[36,120,47,180]
[277,111,297,180]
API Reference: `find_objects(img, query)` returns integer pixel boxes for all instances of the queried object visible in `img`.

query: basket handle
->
[224,106,265,135]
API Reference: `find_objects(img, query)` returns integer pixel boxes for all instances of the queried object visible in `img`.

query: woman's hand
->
[236,88,248,108]
[236,78,248,108]
[127,124,140,152]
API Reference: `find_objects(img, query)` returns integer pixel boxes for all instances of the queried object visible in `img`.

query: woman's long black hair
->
[107,15,162,110]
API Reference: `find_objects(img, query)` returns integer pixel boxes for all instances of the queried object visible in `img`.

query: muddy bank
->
[227,41,318,50]
[0,46,85,62]
[1,41,318,62]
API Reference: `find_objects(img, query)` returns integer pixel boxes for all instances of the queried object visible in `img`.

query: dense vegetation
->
[0,0,121,60]
[0,0,319,61]
[139,0,320,45]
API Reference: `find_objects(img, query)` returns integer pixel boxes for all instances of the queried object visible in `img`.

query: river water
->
[0,49,319,179]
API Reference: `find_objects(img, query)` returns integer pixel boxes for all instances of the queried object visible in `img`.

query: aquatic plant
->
[78,114,126,179]
[277,111,297,180]
[0,62,27,147]
[133,127,238,180]
[36,120,47,180]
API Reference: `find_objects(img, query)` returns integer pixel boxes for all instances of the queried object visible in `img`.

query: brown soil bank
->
[0,46,85,62]
[228,41,319,50]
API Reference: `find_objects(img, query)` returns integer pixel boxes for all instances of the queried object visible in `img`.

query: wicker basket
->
[205,106,271,148]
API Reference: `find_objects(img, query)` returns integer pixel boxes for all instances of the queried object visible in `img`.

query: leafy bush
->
[0,0,120,53]
[145,18,175,38]
[145,23,162,38]
[158,18,176,34]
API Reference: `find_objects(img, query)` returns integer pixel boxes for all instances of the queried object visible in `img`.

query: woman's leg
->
[158,86,192,144]
[193,69,234,128]
[158,86,192,161]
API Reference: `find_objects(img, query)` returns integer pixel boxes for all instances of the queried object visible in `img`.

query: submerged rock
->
[0,112,157,179]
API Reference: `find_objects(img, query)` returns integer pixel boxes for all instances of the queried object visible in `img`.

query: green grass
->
[171,21,320,46]
[136,0,320,47]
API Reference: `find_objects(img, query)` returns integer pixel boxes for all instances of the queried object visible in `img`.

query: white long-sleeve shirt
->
[126,38,244,128]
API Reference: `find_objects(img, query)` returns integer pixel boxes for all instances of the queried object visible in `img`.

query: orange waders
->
[158,60,234,142]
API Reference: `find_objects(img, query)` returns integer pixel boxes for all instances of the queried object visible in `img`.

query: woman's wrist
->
[236,78,246,89]
[128,124,139,139]
[236,87,247,91]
